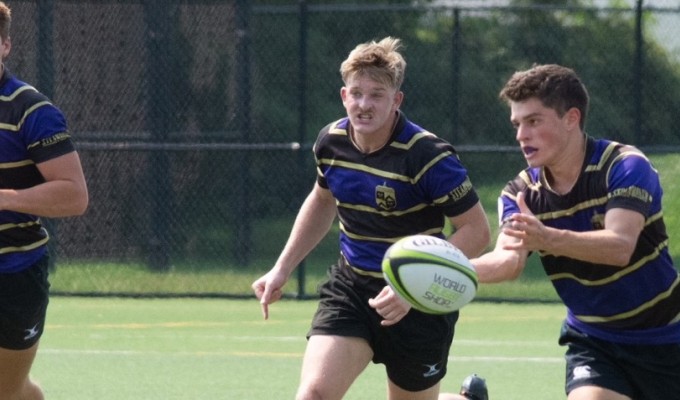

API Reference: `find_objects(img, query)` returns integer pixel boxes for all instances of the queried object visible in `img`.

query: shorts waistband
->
[340,253,384,279]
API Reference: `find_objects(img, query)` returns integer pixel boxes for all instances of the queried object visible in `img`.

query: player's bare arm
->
[446,201,491,259]
[0,152,88,217]
[253,182,337,319]
[503,192,644,267]
[472,231,528,283]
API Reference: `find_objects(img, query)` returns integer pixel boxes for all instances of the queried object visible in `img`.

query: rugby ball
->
[382,235,478,314]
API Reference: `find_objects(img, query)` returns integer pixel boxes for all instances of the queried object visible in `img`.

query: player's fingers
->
[380,309,407,326]
[260,287,283,320]
[260,302,269,320]
[368,286,389,307]
[516,192,533,216]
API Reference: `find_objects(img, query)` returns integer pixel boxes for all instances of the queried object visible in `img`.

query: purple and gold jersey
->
[313,111,479,275]
[0,70,75,272]
[500,136,680,344]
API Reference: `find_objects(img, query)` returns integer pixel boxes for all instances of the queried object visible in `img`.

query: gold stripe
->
[535,196,608,221]
[575,276,680,323]
[670,311,680,324]
[317,158,415,183]
[318,150,455,185]
[389,131,435,150]
[350,266,384,278]
[0,220,42,231]
[0,100,52,132]
[0,159,34,169]
[337,201,428,216]
[339,221,443,243]
[0,85,36,102]
[413,151,453,183]
[584,141,619,172]
[0,236,49,255]
[328,119,348,135]
[549,239,669,285]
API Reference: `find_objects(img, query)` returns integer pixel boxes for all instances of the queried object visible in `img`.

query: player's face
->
[0,36,10,62]
[509,98,578,168]
[341,75,402,138]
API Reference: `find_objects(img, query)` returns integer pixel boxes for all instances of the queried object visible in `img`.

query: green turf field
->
[34,297,567,399]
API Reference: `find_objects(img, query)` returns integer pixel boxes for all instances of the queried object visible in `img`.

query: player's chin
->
[524,158,542,168]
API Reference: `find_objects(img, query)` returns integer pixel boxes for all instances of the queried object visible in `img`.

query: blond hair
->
[339,36,406,90]
[0,2,10,41]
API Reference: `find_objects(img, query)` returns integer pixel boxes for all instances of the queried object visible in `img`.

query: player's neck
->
[545,134,586,195]
[349,112,398,154]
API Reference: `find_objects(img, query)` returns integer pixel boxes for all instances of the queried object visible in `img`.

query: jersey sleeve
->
[22,96,75,163]
[606,151,658,217]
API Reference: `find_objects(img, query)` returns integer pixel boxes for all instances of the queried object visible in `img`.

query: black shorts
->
[308,260,459,392]
[560,321,680,399]
[0,255,50,350]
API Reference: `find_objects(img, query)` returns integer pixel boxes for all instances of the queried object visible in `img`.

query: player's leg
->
[0,343,44,400]
[296,334,373,400]
[560,322,635,400]
[387,378,441,400]
[388,374,488,400]
[0,257,49,400]
[567,386,630,400]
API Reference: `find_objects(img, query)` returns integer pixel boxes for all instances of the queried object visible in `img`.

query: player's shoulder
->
[313,118,350,155]
[391,116,455,159]
[0,76,56,127]
[1,74,48,103]
[590,137,650,169]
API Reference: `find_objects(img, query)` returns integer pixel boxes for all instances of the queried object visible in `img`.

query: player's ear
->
[340,86,348,102]
[565,107,581,131]
[393,90,404,108]
[1,36,10,59]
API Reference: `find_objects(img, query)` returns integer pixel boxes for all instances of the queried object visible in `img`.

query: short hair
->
[339,36,406,91]
[499,64,590,130]
[0,2,10,41]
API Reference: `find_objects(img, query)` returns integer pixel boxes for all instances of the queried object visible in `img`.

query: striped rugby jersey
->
[499,136,680,344]
[314,111,479,275]
[0,70,75,272]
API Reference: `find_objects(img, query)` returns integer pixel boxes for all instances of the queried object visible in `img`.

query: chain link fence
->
[7,0,680,298]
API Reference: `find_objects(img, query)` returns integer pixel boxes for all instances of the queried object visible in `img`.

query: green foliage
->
[249,1,680,147]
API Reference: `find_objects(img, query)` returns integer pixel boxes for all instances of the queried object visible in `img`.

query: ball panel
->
[381,234,478,314]
[382,264,424,310]
[397,263,476,314]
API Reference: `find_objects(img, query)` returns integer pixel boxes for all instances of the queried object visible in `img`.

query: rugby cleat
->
[459,373,488,400]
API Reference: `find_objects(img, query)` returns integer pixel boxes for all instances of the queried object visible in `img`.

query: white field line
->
[40,337,563,363]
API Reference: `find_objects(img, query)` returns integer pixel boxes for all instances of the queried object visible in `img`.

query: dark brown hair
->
[499,64,590,130]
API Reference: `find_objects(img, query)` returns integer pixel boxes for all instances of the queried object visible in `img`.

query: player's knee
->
[295,385,326,400]
[0,381,43,400]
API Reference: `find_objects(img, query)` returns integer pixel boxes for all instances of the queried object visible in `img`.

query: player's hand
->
[368,285,411,326]
[251,269,285,320]
[503,192,549,252]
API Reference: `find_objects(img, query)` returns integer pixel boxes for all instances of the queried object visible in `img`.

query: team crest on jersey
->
[376,184,396,210]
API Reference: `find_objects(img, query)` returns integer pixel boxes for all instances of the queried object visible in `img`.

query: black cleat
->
[459,374,488,400]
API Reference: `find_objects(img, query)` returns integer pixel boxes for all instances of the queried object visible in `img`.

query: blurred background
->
[8,0,680,299]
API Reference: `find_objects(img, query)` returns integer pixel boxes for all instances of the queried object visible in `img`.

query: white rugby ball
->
[382,235,478,314]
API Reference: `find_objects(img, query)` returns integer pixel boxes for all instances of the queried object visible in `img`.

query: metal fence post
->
[633,0,644,145]
[235,0,253,266]
[143,0,175,271]
[296,0,308,298]
[37,0,58,270]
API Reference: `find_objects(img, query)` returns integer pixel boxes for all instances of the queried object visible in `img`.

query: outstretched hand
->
[502,192,549,252]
